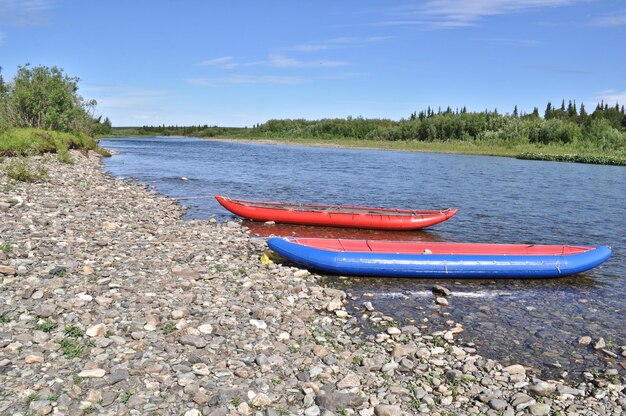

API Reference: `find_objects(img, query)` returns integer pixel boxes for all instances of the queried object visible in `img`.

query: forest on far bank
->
[111,100,626,159]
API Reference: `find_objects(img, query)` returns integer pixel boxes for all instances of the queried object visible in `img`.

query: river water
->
[100,136,625,381]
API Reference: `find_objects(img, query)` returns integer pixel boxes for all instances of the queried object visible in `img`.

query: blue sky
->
[1,0,625,127]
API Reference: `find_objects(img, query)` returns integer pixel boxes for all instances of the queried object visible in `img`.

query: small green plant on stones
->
[82,406,95,414]
[63,324,84,337]
[55,140,74,164]
[34,320,58,332]
[59,324,92,358]
[0,313,10,324]
[433,336,446,347]
[2,183,16,192]
[4,157,48,182]
[120,390,133,404]
[0,243,11,253]
[25,393,40,404]
[161,322,177,335]
[60,338,87,359]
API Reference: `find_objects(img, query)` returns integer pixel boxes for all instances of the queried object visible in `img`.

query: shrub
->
[4,157,48,182]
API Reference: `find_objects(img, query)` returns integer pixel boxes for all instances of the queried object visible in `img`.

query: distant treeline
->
[112,100,626,155]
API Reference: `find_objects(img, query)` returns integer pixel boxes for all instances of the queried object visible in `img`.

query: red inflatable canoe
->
[215,195,458,230]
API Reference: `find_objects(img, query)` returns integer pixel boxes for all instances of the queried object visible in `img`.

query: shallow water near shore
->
[100,136,625,381]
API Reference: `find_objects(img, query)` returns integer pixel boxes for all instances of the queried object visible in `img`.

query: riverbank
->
[1,152,624,415]
[214,135,626,166]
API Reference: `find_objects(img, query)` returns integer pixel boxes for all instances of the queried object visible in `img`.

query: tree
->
[545,102,553,119]
[579,102,588,124]
[513,105,518,117]
[4,64,96,134]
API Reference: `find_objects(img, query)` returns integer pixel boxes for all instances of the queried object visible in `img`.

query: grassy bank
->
[0,128,110,157]
[203,133,626,166]
[1,128,111,182]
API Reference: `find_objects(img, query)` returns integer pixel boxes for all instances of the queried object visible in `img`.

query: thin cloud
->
[197,56,236,68]
[380,0,581,29]
[267,54,348,68]
[592,13,626,27]
[597,90,626,105]
[195,54,349,70]
[0,0,56,26]
[291,36,394,52]
[479,37,543,46]
[185,75,308,87]
[529,64,588,74]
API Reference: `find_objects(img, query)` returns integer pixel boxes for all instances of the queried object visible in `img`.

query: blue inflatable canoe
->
[266,237,612,279]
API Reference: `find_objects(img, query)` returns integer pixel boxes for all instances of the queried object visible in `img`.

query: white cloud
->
[380,0,581,28]
[196,54,349,70]
[291,36,394,52]
[197,56,236,68]
[185,75,308,87]
[592,13,626,27]
[266,54,348,68]
[529,64,588,74]
[597,90,626,105]
[0,0,55,25]
[479,37,543,46]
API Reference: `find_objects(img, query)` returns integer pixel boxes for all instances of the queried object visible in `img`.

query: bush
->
[4,157,48,182]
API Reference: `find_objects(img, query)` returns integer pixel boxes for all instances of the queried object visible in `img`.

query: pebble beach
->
[1,151,624,416]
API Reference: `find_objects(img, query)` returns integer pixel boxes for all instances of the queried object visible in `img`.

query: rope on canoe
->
[171,195,217,200]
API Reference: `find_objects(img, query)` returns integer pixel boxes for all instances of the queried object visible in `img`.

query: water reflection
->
[242,221,445,242]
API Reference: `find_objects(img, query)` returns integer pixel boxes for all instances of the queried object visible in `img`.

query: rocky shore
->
[1,151,624,416]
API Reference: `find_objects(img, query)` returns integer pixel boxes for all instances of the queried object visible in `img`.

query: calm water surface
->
[101,137,625,381]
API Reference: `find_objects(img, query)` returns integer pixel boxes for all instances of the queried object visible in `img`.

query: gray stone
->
[315,392,365,411]
[432,285,451,296]
[528,380,556,396]
[488,398,508,410]
[374,405,402,416]
[529,403,551,415]
[179,335,207,348]
[107,368,130,385]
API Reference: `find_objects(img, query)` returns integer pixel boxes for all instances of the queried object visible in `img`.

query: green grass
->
[59,338,88,359]
[161,322,177,335]
[34,320,58,332]
[25,393,40,404]
[3,156,48,182]
[63,324,85,338]
[0,127,110,157]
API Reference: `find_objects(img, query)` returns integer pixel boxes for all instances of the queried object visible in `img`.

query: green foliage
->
[517,152,626,166]
[34,320,58,332]
[1,64,93,133]
[119,391,133,404]
[59,338,88,358]
[25,393,40,404]
[63,324,85,338]
[161,322,177,334]
[3,156,48,182]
